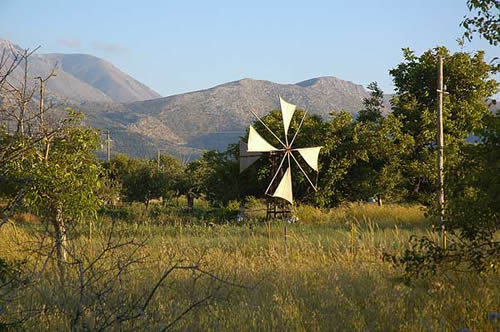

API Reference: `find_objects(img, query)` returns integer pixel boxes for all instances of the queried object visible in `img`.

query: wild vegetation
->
[1,202,499,331]
[1,5,499,330]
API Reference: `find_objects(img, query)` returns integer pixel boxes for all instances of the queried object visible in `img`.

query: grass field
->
[1,202,499,331]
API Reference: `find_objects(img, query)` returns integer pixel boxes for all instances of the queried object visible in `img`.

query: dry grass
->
[0,203,498,331]
[11,213,41,225]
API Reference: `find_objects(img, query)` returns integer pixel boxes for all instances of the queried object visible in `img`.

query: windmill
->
[240,96,322,219]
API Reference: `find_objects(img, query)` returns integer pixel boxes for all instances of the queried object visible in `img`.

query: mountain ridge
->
[82,75,386,157]
[1,39,387,158]
[0,39,161,103]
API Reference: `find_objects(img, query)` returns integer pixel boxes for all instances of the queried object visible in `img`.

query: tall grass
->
[0,203,498,331]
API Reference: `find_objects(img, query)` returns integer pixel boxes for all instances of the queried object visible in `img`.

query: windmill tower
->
[240,97,322,219]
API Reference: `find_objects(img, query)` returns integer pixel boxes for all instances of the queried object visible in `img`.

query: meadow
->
[1,201,499,331]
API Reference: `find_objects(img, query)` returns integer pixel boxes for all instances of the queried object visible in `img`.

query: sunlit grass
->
[1,203,498,331]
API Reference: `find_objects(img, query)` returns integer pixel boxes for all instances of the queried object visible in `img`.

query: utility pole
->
[106,130,111,161]
[157,150,161,168]
[437,55,446,248]
[35,76,45,132]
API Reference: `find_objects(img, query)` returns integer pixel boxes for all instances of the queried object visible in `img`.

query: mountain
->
[0,39,161,103]
[83,77,387,157]
[1,39,387,158]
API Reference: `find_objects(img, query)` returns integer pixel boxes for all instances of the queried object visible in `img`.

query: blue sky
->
[0,0,498,96]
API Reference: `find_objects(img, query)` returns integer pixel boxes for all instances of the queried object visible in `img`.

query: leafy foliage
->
[393,47,499,276]
[1,108,104,227]
[389,47,497,204]
[26,125,103,223]
[398,234,499,277]
[461,0,500,45]
[186,150,240,206]
[106,153,185,208]
[357,82,384,123]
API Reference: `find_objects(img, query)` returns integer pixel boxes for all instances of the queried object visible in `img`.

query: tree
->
[312,111,360,207]
[349,113,413,205]
[121,161,166,209]
[461,0,500,46]
[445,112,499,241]
[389,47,497,204]
[22,120,103,280]
[158,154,185,203]
[399,115,499,275]
[393,47,499,276]
[357,82,384,123]
[1,45,104,282]
[345,82,411,205]
[188,150,240,207]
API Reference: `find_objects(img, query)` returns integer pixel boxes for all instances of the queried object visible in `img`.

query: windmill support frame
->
[266,152,291,220]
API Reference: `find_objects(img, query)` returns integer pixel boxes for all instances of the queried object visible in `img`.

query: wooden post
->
[106,130,111,161]
[284,222,288,255]
[437,55,446,248]
[35,76,44,132]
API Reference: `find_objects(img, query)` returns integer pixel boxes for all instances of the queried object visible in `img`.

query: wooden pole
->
[35,77,44,132]
[106,130,111,161]
[437,55,446,248]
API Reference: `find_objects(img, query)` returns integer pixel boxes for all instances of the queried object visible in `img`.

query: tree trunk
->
[52,203,67,284]
[187,193,194,210]
[377,194,383,206]
[413,177,422,195]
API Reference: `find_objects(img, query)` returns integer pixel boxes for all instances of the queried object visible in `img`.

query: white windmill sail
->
[280,96,296,140]
[272,167,293,204]
[296,147,322,172]
[247,125,278,152]
[239,141,261,173]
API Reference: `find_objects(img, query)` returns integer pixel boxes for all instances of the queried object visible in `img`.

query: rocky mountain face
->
[0,39,161,103]
[84,77,386,157]
[1,39,388,158]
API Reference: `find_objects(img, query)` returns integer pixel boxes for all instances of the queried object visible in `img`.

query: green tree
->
[357,82,384,123]
[103,153,144,204]
[189,150,240,207]
[158,154,185,203]
[445,112,500,241]
[389,47,497,204]
[393,47,499,276]
[2,110,104,280]
[343,82,410,205]
[461,0,500,45]
[121,161,166,209]
[312,111,360,207]
[113,154,185,209]
[399,115,499,275]
[349,113,413,205]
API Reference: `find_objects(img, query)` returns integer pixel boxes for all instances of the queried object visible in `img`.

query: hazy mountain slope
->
[41,53,161,102]
[1,40,113,102]
[120,77,377,146]
[83,76,384,155]
[1,39,392,157]
[0,39,161,103]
